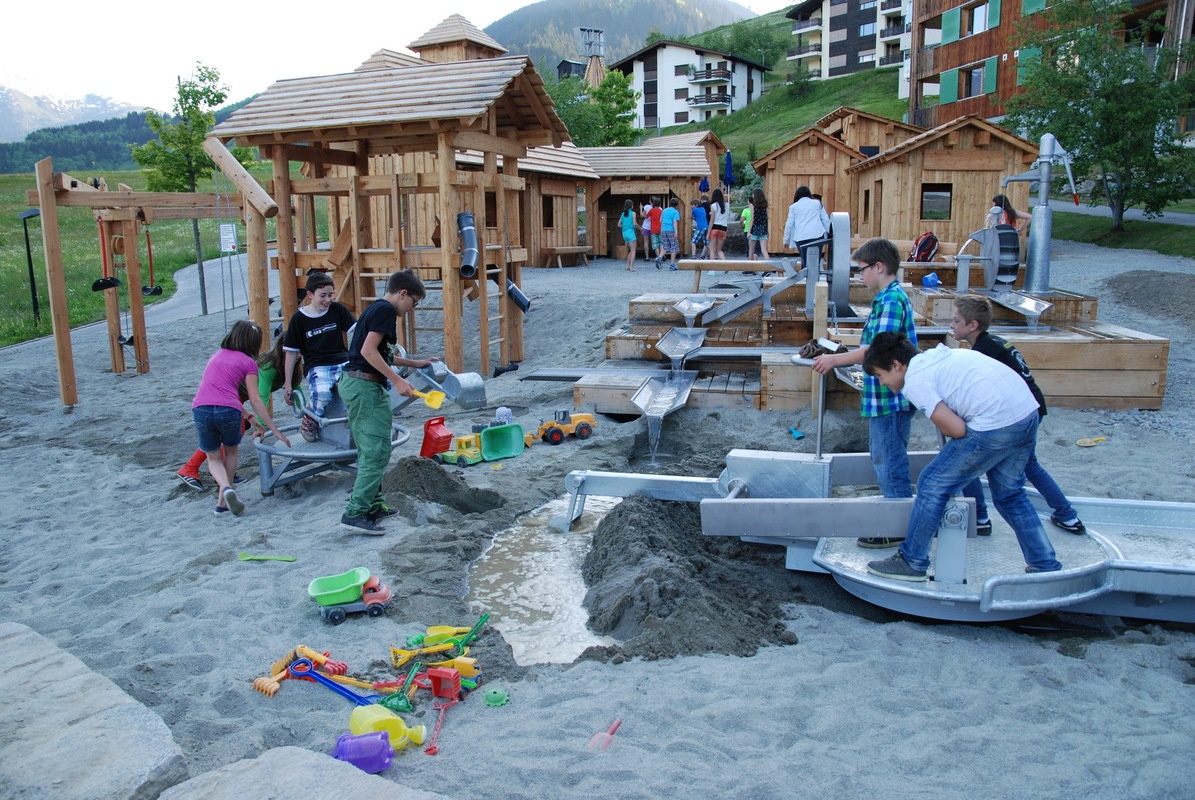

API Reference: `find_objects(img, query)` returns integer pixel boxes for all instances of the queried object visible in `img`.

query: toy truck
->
[307,567,393,625]
[526,411,597,446]
[438,434,484,467]
[436,423,525,466]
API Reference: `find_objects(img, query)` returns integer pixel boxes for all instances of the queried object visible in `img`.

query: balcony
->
[879,52,906,67]
[880,23,911,39]
[881,0,901,9]
[689,69,732,84]
[688,93,732,108]
[791,18,821,33]
[787,43,822,59]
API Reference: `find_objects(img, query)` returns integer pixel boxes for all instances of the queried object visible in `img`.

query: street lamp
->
[18,209,41,325]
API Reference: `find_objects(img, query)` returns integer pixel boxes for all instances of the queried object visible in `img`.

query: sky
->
[1,1,783,112]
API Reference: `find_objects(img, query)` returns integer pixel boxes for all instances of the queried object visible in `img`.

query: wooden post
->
[504,147,524,363]
[34,158,77,406]
[99,220,125,374]
[121,218,150,373]
[272,145,298,323]
[438,132,463,371]
[244,204,271,344]
[202,139,278,218]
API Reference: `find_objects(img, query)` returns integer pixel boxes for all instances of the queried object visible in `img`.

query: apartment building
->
[608,40,770,129]
[785,0,913,94]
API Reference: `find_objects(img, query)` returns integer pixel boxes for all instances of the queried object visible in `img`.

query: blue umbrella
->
[723,152,734,186]
[698,176,709,193]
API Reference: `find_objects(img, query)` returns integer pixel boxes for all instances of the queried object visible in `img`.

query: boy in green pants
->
[339,270,438,534]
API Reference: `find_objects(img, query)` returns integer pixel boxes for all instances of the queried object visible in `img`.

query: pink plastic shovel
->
[587,719,621,751]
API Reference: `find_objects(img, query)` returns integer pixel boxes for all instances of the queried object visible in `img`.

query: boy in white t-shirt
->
[860,331,1063,581]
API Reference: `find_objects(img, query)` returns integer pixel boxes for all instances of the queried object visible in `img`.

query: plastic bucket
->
[331,731,393,773]
[480,423,525,461]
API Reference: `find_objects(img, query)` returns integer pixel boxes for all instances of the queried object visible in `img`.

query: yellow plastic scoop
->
[412,390,445,409]
[1077,436,1107,448]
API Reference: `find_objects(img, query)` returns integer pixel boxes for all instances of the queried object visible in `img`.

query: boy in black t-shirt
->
[283,273,356,441]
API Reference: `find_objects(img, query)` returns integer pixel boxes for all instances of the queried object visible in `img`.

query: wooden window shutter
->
[984,57,999,93]
[942,8,961,44]
[940,68,959,104]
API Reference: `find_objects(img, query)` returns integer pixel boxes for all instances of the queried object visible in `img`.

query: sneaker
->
[976,519,992,536]
[232,474,249,486]
[341,513,386,535]
[655,257,662,269]
[368,501,399,520]
[867,552,927,582]
[223,487,245,516]
[857,537,905,549]
[213,505,230,515]
[177,472,204,491]
[1050,515,1086,535]
[1025,565,1062,574]
[300,415,318,443]
[668,266,678,271]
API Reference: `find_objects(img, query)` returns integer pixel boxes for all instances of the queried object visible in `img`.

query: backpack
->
[909,231,939,262]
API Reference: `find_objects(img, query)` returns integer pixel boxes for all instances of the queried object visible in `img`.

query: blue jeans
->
[899,413,1061,572]
[193,405,244,453]
[870,409,915,498]
[962,445,1078,523]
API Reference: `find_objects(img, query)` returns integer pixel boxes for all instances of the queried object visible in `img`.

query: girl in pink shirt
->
[191,320,290,515]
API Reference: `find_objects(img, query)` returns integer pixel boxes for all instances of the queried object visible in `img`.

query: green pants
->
[341,374,393,517]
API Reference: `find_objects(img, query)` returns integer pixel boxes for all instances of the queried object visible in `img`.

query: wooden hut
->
[813,107,924,157]
[207,53,569,375]
[751,128,866,250]
[581,133,724,258]
[846,116,1037,246]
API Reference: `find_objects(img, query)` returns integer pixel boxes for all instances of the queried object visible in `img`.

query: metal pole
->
[20,210,41,325]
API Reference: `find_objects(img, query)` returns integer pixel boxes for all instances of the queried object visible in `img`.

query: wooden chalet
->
[581,132,726,258]
[207,40,570,375]
[813,107,924,157]
[846,115,1037,246]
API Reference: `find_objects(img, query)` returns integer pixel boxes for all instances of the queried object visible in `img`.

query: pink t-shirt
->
[192,349,258,410]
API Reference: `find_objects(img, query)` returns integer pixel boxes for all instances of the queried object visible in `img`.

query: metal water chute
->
[1000,133,1079,294]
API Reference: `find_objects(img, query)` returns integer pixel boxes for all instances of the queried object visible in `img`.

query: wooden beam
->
[203,138,278,217]
[51,171,102,191]
[283,143,360,168]
[451,130,527,159]
[27,189,246,210]
[35,158,77,406]
[323,220,354,268]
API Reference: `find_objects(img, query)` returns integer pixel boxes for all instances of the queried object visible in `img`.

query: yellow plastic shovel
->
[412,390,445,409]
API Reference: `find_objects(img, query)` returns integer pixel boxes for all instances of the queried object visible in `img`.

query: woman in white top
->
[782,186,830,267]
[707,188,731,260]
[990,194,1031,234]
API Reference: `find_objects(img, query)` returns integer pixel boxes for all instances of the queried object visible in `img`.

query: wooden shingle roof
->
[408,14,507,54]
[456,141,599,180]
[845,116,1037,173]
[355,49,426,71]
[208,56,568,149]
[642,131,727,152]
[579,144,710,177]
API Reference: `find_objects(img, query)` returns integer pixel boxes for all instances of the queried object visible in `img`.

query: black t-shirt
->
[283,302,355,370]
[344,299,398,379]
[973,331,1047,415]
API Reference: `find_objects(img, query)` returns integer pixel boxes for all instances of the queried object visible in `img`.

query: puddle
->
[466,495,622,665]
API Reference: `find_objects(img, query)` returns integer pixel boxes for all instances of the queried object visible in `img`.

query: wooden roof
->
[845,115,1038,173]
[408,14,507,54]
[355,49,426,71]
[456,141,599,180]
[643,130,727,153]
[579,144,711,177]
[208,56,568,150]
[752,127,866,172]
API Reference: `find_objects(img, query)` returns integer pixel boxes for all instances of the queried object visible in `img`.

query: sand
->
[1,241,1194,798]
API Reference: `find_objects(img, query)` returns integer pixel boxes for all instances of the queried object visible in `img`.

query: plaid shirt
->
[860,280,918,417]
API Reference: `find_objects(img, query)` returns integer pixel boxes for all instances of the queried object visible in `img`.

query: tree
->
[545,73,640,147]
[1003,0,1195,232]
[132,63,252,314]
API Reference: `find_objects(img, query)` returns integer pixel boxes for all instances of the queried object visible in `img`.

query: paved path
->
[1048,199,1195,226]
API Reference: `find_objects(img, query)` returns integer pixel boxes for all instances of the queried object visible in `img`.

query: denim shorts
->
[193,405,245,452]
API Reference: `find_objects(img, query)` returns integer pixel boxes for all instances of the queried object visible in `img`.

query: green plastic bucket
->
[480,423,525,461]
[308,567,371,606]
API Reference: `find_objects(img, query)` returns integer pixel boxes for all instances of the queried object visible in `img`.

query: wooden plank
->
[1049,395,1162,411]
[761,353,813,393]
[1035,369,1165,398]
[780,160,838,175]
[452,130,527,159]
[573,374,650,415]
[921,149,1005,171]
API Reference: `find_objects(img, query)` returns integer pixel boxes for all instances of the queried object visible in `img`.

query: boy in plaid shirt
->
[812,238,918,547]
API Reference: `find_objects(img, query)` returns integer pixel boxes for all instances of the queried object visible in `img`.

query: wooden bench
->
[542,245,592,268]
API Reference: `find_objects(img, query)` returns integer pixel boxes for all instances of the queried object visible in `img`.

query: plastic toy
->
[483,687,510,707]
[238,552,296,562]
[588,719,621,751]
[331,731,394,774]
[307,567,393,624]
[526,410,597,446]
[288,658,381,705]
[349,704,426,750]
[253,644,348,697]
[420,416,454,459]
[437,423,525,466]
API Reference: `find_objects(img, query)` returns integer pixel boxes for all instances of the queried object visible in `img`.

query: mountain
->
[484,0,758,73]
[0,83,143,144]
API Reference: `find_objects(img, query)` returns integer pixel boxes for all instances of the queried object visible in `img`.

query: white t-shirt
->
[901,344,1039,431]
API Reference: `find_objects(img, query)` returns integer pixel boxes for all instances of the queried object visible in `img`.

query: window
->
[862,188,871,224]
[859,52,876,64]
[675,111,690,124]
[484,192,496,227]
[860,22,877,36]
[860,0,877,8]
[675,64,690,76]
[963,2,989,36]
[675,87,689,100]
[542,196,555,228]
[963,64,985,97]
[920,183,953,220]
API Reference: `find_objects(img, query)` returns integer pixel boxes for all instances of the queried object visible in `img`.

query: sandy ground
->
[1,240,1194,799]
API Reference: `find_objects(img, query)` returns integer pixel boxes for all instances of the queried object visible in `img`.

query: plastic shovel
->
[412,390,445,409]
[287,658,379,706]
[238,552,297,562]
[588,719,622,751]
